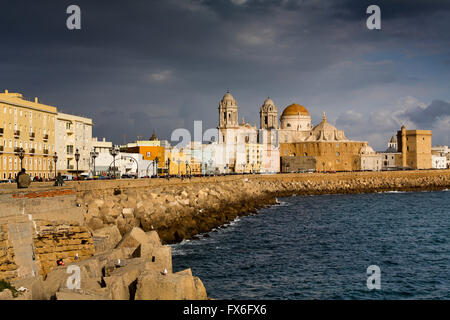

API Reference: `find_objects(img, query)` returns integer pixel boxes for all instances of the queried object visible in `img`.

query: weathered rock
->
[116,227,154,250]
[93,225,122,253]
[55,288,110,300]
[0,289,13,300]
[122,208,135,220]
[131,243,172,273]
[135,271,207,300]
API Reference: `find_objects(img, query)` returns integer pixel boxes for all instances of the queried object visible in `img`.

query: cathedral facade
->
[217,91,376,173]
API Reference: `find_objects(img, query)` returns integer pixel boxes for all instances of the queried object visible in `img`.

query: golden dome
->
[281,103,310,117]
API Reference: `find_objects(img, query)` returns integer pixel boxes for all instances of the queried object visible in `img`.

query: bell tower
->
[218,91,238,129]
[260,97,278,129]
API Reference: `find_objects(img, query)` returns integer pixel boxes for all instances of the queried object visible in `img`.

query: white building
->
[117,153,153,178]
[360,145,382,171]
[91,137,113,176]
[432,145,449,169]
[55,112,92,174]
[378,136,402,170]
[432,154,447,169]
[217,92,280,173]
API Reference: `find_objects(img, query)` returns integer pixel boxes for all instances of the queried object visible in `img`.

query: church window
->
[265,116,268,125]
[223,113,226,121]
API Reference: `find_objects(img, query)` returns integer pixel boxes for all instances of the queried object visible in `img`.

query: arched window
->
[287,123,291,128]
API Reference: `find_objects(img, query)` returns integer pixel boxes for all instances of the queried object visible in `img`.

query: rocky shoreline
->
[78,170,450,244]
[1,170,449,300]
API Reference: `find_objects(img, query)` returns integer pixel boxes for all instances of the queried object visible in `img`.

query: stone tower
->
[400,125,407,168]
[260,97,279,130]
[218,91,238,129]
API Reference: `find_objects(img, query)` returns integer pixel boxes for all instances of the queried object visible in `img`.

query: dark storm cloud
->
[0,0,449,146]
[399,100,450,129]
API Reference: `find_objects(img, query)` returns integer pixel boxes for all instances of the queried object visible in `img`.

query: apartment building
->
[0,90,56,180]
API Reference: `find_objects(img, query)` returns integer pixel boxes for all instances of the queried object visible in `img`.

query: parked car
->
[61,174,74,181]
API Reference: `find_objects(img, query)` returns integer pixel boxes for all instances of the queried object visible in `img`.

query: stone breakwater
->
[77,170,450,244]
[1,169,449,300]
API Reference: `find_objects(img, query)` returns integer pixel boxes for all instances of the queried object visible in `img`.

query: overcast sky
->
[1,0,449,150]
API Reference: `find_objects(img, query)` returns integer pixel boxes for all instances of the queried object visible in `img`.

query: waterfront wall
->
[75,170,450,244]
[1,169,449,299]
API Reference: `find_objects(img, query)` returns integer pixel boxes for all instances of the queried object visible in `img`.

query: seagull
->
[161,268,168,275]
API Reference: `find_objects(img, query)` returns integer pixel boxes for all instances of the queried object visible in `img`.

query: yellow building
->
[0,90,57,180]
[167,148,189,175]
[280,113,368,172]
[280,140,366,172]
[121,134,166,174]
[397,125,432,169]
[243,143,263,173]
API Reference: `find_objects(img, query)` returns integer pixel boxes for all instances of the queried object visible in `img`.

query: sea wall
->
[76,170,450,244]
[1,169,449,299]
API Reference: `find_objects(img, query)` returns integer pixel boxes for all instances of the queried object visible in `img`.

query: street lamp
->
[166,158,171,178]
[90,149,98,178]
[53,152,58,178]
[109,145,119,178]
[185,160,190,177]
[18,147,25,170]
[154,157,159,177]
[75,148,80,179]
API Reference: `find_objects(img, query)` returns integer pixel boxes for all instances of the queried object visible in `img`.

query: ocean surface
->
[171,190,450,299]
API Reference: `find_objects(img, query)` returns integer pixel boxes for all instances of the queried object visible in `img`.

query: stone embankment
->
[1,169,449,300]
[77,170,450,244]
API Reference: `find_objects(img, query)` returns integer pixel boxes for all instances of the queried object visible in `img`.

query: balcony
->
[14,147,21,153]
[66,127,74,135]
[43,134,49,141]
[29,132,35,140]
[14,130,20,138]
[43,149,49,156]
[29,148,35,155]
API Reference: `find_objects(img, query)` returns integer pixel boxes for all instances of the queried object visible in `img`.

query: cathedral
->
[217,91,374,173]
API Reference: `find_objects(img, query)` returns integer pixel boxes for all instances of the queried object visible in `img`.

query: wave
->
[379,191,407,194]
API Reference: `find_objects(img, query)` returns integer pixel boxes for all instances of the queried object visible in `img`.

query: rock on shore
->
[4,227,207,300]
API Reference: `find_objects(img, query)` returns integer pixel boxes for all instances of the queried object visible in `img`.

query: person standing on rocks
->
[54,173,64,186]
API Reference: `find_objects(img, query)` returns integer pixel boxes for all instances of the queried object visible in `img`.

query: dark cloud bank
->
[0,0,449,149]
